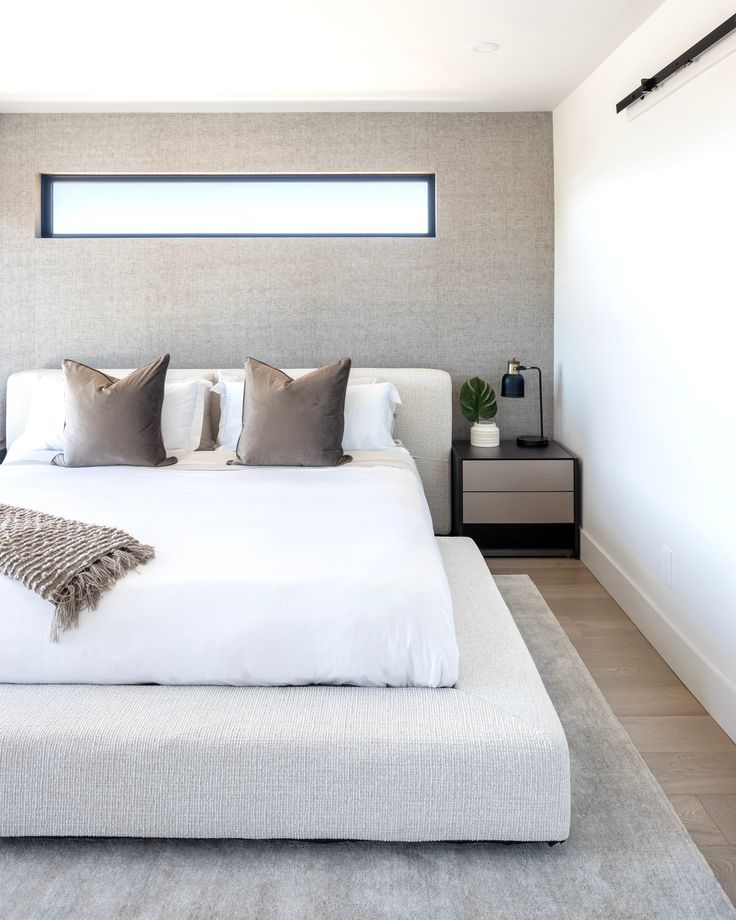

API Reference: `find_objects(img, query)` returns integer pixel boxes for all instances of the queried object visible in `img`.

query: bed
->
[0,449,458,687]
[0,367,570,841]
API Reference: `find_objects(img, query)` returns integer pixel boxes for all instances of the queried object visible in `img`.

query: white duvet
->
[0,448,458,687]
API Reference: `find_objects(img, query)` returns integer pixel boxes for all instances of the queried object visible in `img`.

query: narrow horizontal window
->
[40,174,435,238]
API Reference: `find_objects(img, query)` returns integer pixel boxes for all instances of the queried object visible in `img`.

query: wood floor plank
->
[699,846,736,906]
[700,796,736,845]
[599,685,706,717]
[528,580,611,600]
[486,558,585,574]
[589,662,685,689]
[668,795,728,845]
[569,632,667,666]
[621,716,736,753]
[521,571,609,589]
[558,623,643,650]
[554,598,634,622]
[641,752,736,794]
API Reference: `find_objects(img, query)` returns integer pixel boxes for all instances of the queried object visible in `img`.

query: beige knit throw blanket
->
[0,504,155,641]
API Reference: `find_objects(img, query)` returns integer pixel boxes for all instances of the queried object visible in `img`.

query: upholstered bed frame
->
[0,368,570,842]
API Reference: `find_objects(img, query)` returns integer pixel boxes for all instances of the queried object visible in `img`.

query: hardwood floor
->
[486,556,736,908]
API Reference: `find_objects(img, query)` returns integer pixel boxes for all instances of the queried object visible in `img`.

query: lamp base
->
[516,435,549,449]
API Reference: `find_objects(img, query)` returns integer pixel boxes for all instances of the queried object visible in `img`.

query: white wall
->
[554,0,736,738]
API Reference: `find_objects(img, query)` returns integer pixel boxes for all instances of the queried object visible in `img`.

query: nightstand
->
[452,441,580,557]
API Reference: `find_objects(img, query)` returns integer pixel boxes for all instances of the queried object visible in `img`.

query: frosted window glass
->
[44,176,434,237]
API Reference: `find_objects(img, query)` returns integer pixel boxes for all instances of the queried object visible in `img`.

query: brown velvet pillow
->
[52,356,176,468]
[235,358,352,467]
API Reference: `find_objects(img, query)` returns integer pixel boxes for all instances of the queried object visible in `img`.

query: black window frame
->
[40,173,436,239]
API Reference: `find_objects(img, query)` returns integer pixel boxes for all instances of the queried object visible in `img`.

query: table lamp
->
[500,358,549,448]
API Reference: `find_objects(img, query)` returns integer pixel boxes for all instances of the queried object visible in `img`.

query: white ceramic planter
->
[470,420,500,447]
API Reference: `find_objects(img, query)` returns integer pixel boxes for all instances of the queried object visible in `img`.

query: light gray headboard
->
[6,367,452,534]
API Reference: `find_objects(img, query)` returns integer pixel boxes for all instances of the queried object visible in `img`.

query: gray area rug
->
[0,575,733,920]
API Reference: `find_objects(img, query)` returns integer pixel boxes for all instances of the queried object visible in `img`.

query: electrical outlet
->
[662,545,673,587]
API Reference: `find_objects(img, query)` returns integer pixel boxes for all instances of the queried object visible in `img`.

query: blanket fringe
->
[51,544,155,642]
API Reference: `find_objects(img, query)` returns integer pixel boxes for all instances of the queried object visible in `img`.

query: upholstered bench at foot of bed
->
[0,538,570,842]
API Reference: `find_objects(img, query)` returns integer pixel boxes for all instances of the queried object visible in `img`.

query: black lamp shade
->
[501,371,524,398]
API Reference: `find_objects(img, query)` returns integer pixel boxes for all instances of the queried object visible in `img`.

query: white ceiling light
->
[471,42,500,54]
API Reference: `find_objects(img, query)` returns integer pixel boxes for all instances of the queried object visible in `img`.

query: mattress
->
[0,447,458,687]
[0,538,571,842]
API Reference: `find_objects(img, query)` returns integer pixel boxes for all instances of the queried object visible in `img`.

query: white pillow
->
[161,378,212,450]
[211,374,245,453]
[342,381,402,450]
[15,377,66,451]
[212,375,401,452]
[15,374,210,453]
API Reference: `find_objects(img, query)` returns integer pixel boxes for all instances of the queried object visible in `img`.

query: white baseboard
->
[581,529,736,744]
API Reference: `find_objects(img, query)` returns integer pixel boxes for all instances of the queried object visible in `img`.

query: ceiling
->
[0,0,664,113]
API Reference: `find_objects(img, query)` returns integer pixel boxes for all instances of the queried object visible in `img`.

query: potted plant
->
[460,377,499,447]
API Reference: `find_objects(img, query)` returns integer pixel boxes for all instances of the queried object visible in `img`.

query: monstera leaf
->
[460,377,497,424]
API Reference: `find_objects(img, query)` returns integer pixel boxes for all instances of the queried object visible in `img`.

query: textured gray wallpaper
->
[0,113,553,441]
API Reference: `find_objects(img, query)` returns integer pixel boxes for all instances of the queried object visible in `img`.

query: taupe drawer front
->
[463,459,573,492]
[463,492,575,524]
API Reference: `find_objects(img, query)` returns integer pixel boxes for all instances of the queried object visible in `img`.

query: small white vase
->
[470,420,500,447]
